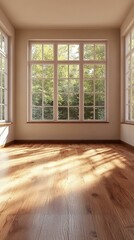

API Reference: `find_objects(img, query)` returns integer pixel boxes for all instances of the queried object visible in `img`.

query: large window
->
[125,27,134,122]
[29,41,107,122]
[0,29,8,122]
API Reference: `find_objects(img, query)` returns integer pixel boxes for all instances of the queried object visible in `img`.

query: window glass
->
[0,30,8,122]
[29,41,107,121]
[125,27,134,122]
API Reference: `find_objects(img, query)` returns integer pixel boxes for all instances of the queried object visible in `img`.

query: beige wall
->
[0,8,15,146]
[120,124,134,146]
[120,5,134,146]
[15,29,120,141]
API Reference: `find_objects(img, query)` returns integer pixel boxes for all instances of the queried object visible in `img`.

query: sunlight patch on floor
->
[0,144,129,214]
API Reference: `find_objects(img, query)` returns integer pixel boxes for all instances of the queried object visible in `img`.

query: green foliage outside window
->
[30,42,106,121]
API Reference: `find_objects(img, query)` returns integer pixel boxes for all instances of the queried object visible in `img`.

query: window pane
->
[43,44,54,61]
[131,52,134,68]
[2,57,7,73]
[43,79,53,93]
[84,93,94,106]
[58,94,68,106]
[0,32,2,50]
[58,45,68,60]
[84,80,94,92]
[126,73,131,87]
[2,74,7,89]
[126,56,131,73]
[43,93,53,106]
[58,65,68,78]
[95,94,105,106]
[131,28,134,49]
[5,59,8,74]
[69,79,79,92]
[95,107,105,120]
[58,79,68,93]
[32,79,42,92]
[69,44,79,60]
[0,88,1,104]
[2,88,5,104]
[58,107,68,120]
[0,89,2,102]
[32,93,42,106]
[2,105,5,120]
[95,80,105,92]
[0,55,1,71]
[95,44,106,60]
[2,34,7,54]
[0,106,1,120]
[32,65,43,78]
[126,105,131,120]
[126,34,131,55]
[132,105,134,120]
[44,107,53,120]
[69,107,79,120]
[132,70,134,84]
[132,88,134,104]
[83,65,94,79]
[32,44,42,60]
[84,107,94,120]
[0,74,2,89]
[43,65,54,78]
[126,89,131,105]
[2,35,5,53]
[69,65,79,78]
[1,73,4,88]
[5,105,8,120]
[84,44,94,60]
[5,90,7,105]
[69,93,79,106]
[95,64,105,78]
[32,107,42,120]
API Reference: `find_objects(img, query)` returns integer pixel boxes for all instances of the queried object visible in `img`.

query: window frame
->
[28,40,108,123]
[0,28,9,123]
[125,26,134,124]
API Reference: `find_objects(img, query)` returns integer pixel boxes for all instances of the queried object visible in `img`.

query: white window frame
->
[125,26,134,123]
[0,28,8,122]
[28,40,108,122]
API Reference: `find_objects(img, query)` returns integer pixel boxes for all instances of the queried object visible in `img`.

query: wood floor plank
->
[0,143,134,240]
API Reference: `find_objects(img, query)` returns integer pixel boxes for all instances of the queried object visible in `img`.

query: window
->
[125,27,134,122]
[29,41,107,122]
[0,29,8,122]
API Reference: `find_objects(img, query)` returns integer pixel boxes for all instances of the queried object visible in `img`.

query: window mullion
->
[30,63,33,121]
[42,64,44,121]
[130,33,132,121]
[54,43,58,121]
[79,43,83,121]
[68,63,69,120]
[93,65,96,120]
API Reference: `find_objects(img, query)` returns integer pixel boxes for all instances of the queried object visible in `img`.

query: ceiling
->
[0,0,133,29]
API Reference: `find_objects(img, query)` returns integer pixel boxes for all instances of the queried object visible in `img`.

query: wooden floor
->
[0,143,134,240]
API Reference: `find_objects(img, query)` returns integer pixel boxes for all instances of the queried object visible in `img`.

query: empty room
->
[0,0,134,239]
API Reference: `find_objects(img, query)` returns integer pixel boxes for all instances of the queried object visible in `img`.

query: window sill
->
[121,122,134,125]
[27,121,109,124]
[0,122,13,126]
